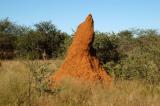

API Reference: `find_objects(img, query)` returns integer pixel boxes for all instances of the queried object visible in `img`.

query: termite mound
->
[50,14,111,86]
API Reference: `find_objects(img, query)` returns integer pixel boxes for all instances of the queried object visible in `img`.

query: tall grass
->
[0,60,160,106]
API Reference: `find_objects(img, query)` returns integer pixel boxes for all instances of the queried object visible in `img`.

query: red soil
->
[50,14,111,86]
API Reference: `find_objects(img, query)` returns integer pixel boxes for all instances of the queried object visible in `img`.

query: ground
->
[0,60,160,106]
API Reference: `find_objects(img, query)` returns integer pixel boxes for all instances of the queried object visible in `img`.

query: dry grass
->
[0,60,160,106]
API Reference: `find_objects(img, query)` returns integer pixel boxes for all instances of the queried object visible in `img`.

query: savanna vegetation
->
[0,18,160,106]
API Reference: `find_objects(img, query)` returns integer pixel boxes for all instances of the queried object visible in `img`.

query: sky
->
[0,0,160,34]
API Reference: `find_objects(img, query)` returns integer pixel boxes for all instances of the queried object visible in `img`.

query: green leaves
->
[103,30,160,84]
[93,32,120,63]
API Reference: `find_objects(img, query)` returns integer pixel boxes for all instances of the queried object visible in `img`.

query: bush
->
[104,30,160,84]
[93,32,120,64]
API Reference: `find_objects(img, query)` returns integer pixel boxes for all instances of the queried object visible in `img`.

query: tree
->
[16,21,68,59]
[34,21,67,58]
[0,18,17,59]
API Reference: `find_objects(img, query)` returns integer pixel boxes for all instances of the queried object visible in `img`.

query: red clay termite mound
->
[50,14,111,86]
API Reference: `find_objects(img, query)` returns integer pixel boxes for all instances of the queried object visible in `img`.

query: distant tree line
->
[1,18,160,84]
[0,18,71,59]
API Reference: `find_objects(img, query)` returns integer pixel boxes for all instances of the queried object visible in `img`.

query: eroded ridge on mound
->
[50,14,111,85]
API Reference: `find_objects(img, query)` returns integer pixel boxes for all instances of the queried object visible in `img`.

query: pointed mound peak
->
[85,14,94,25]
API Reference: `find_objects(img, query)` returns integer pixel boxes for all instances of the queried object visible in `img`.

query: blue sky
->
[0,0,160,34]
